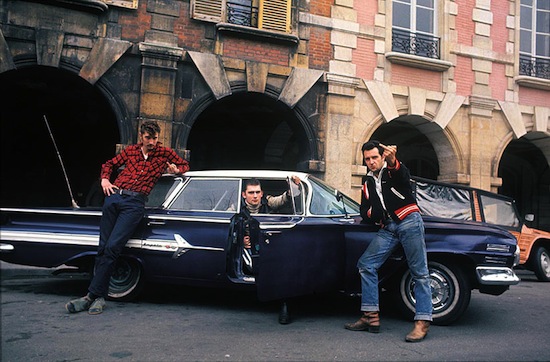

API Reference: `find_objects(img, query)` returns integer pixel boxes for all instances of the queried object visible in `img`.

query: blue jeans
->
[88,193,145,298]
[358,212,432,321]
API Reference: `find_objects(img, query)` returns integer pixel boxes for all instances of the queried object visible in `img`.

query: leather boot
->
[344,311,380,333]
[405,320,430,342]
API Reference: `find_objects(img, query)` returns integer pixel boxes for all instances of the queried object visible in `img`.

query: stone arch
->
[0,64,121,207]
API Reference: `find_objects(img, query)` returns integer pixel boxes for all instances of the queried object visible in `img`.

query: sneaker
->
[88,297,106,315]
[65,296,93,313]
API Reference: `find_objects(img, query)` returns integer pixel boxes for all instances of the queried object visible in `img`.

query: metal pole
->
[42,115,79,208]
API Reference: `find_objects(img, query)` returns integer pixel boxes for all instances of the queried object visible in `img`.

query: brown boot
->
[344,311,380,333]
[405,320,430,342]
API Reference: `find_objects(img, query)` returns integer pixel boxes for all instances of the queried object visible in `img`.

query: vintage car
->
[414,177,550,282]
[0,170,520,325]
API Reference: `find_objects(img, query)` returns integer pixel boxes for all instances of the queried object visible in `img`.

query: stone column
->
[138,42,183,149]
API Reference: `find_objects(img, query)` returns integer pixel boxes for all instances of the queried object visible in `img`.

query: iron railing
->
[392,28,440,59]
[519,55,550,80]
[227,0,258,27]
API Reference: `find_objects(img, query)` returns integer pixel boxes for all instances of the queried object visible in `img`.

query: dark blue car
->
[0,170,520,324]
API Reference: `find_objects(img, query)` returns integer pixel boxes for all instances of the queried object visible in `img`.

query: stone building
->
[0,0,548,229]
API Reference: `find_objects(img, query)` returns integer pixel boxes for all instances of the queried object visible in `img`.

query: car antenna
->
[43,115,79,208]
[335,190,349,218]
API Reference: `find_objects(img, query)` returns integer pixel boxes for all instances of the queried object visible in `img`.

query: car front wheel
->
[107,258,144,301]
[394,261,471,326]
[532,246,550,282]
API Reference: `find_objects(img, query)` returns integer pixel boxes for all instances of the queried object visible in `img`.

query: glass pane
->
[536,10,550,33]
[393,2,411,29]
[539,0,550,11]
[521,0,533,5]
[416,7,435,33]
[309,177,360,216]
[171,179,240,212]
[536,33,550,56]
[480,195,521,228]
[146,176,183,208]
[521,6,533,29]
[417,0,434,8]
[521,29,533,52]
[415,182,473,221]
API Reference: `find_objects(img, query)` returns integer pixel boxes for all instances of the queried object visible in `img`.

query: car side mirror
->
[525,214,535,222]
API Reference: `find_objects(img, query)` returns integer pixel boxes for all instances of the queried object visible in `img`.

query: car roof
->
[183,170,311,179]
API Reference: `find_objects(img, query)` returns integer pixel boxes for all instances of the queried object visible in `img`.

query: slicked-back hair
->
[244,178,262,191]
[361,140,384,156]
[140,121,161,136]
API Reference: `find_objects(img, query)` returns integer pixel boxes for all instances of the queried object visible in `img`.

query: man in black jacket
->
[345,140,432,342]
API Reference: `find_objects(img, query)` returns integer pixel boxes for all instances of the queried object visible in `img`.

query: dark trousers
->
[88,193,145,298]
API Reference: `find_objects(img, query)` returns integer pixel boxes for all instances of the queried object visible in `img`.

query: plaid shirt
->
[100,143,189,196]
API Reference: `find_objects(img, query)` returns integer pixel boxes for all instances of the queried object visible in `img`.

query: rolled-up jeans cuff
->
[414,314,432,321]
[360,305,379,312]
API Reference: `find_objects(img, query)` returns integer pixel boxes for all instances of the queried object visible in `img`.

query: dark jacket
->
[360,159,420,225]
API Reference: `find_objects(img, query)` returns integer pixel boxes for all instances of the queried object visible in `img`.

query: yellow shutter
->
[191,0,225,23]
[258,0,291,33]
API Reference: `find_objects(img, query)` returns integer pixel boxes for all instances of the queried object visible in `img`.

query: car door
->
[252,177,351,301]
[139,177,241,283]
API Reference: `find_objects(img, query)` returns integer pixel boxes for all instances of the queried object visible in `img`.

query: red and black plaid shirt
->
[100,143,189,196]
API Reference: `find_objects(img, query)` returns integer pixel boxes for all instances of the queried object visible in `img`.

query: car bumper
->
[476,266,520,285]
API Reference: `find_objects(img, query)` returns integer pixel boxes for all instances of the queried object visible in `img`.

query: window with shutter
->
[191,0,292,34]
[191,0,225,23]
[258,0,291,33]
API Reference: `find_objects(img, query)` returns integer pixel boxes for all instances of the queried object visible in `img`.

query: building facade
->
[0,0,549,229]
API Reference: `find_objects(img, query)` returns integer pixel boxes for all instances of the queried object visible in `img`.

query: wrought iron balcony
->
[227,0,258,27]
[519,55,550,80]
[392,29,440,59]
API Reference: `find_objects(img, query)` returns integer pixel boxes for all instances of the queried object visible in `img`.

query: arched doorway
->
[499,136,550,231]
[186,92,312,171]
[0,66,119,207]
[370,116,439,180]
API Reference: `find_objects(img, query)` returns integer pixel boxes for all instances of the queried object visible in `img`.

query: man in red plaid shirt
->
[66,121,189,315]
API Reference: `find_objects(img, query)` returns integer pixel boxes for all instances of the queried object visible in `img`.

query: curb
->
[0,261,58,278]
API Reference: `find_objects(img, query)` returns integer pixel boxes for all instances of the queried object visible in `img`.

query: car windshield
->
[308,176,360,216]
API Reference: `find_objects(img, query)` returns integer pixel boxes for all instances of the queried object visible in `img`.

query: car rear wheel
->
[394,261,471,326]
[532,246,550,282]
[107,258,144,301]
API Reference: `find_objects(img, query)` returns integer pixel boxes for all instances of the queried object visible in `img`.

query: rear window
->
[415,181,473,221]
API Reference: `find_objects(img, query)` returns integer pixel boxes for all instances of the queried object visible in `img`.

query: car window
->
[308,176,360,216]
[480,194,520,228]
[169,178,240,212]
[415,181,473,221]
[241,179,303,215]
[146,176,183,208]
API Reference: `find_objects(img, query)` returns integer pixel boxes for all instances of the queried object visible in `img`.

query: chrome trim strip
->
[0,243,15,252]
[146,215,231,224]
[0,231,140,248]
[1,208,102,217]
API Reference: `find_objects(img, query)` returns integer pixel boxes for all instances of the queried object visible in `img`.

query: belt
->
[116,189,146,198]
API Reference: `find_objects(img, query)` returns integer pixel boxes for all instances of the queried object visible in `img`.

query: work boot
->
[88,297,106,315]
[405,320,430,342]
[344,311,380,333]
[65,295,93,313]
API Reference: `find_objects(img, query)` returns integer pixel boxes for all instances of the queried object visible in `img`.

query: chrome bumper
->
[476,266,520,285]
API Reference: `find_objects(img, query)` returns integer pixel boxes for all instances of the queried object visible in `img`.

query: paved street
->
[1,262,549,361]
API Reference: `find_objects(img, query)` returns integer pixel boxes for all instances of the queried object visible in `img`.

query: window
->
[480,195,521,228]
[414,182,473,221]
[519,0,550,79]
[309,177,360,216]
[392,0,440,59]
[170,179,240,212]
[191,0,291,33]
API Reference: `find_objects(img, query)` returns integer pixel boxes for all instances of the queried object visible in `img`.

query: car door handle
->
[147,220,166,226]
[337,218,356,224]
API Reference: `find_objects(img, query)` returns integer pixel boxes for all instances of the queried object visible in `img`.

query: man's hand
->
[166,162,180,174]
[379,143,397,167]
[101,178,118,196]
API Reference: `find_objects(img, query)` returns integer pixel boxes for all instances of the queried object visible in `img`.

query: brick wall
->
[519,87,550,107]
[455,56,475,96]
[456,0,475,46]
[353,37,375,80]
[489,62,506,101]
[119,1,151,42]
[309,27,332,70]
[391,63,441,92]
[491,0,509,54]
[222,36,291,66]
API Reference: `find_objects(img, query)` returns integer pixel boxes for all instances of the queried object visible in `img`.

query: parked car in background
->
[414,177,550,282]
[1,171,520,324]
